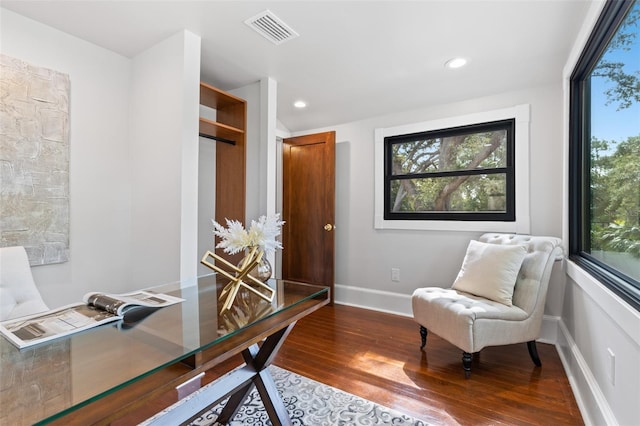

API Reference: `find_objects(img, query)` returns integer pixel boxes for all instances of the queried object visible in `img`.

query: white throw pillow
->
[452,240,527,306]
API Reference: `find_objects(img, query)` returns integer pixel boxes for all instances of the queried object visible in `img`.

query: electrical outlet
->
[391,268,400,282]
[607,348,615,385]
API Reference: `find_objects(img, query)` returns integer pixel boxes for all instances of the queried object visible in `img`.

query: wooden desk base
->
[144,324,295,426]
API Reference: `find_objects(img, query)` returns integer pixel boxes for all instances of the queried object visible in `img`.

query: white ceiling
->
[1,1,592,132]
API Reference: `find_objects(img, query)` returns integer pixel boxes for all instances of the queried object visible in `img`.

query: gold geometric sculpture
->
[200,246,275,312]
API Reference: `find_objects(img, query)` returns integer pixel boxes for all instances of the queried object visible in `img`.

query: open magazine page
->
[0,303,120,349]
[1,290,184,349]
[82,290,185,316]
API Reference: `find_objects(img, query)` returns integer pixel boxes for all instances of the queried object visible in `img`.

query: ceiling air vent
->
[245,10,299,45]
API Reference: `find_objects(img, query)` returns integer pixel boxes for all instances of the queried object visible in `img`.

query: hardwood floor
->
[271,304,583,426]
[125,303,584,425]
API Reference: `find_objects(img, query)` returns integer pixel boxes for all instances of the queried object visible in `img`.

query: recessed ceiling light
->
[294,100,307,108]
[445,57,468,69]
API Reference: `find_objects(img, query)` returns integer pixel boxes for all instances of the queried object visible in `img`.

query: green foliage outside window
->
[571,0,640,303]
[586,0,640,280]
[590,135,640,258]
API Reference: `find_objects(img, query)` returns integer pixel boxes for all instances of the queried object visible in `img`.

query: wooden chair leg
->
[527,340,542,367]
[462,352,473,378]
[419,325,427,349]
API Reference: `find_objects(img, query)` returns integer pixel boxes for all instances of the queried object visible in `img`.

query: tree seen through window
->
[570,0,640,308]
[384,120,514,221]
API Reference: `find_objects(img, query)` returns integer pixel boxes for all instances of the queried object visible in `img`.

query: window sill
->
[373,215,527,233]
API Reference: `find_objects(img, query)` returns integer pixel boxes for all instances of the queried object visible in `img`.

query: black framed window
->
[384,119,515,221]
[569,0,640,310]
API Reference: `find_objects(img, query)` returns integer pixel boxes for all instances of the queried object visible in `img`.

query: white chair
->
[412,233,563,378]
[0,246,49,321]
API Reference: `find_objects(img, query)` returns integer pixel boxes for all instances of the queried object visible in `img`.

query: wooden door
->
[282,131,335,303]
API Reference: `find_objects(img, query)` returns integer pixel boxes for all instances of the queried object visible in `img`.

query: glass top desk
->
[1,275,329,425]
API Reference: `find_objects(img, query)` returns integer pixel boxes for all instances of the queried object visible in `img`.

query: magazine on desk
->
[0,290,184,349]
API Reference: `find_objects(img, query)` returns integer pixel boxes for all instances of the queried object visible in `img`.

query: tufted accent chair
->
[411,233,563,378]
[0,246,49,321]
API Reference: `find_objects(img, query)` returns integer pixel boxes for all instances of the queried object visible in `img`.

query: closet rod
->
[199,133,236,145]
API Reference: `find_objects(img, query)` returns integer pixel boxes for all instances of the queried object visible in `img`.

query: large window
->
[570,0,640,310]
[384,119,515,221]
[374,105,530,233]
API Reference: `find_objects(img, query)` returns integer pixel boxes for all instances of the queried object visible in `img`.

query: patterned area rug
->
[188,365,428,426]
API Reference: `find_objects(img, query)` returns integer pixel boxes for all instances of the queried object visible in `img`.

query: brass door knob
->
[324,224,334,231]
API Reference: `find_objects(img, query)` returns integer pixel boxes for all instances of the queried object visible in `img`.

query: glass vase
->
[237,248,272,283]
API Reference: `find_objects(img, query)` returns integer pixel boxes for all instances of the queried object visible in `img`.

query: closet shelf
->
[199,81,246,266]
[200,83,245,110]
[199,118,244,144]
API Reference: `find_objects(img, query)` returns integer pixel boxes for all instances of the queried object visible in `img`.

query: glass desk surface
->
[0,275,329,425]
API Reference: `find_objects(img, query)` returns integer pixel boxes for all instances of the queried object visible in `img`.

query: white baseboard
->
[335,283,561,343]
[555,319,618,426]
[334,283,413,317]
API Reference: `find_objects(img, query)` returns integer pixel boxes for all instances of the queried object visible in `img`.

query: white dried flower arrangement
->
[212,213,285,255]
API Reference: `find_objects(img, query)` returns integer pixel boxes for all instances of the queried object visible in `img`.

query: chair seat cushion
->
[412,287,529,322]
[412,287,530,352]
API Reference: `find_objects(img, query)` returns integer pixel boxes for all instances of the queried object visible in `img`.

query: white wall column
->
[129,30,201,287]
[179,31,201,285]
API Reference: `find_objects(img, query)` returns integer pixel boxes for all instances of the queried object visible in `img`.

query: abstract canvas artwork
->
[0,54,70,265]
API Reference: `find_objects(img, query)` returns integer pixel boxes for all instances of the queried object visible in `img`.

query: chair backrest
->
[0,246,49,321]
[479,233,563,315]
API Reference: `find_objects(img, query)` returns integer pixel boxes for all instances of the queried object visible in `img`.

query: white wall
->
[129,30,201,288]
[560,265,640,426]
[1,9,202,306]
[294,83,565,317]
[1,9,133,306]
[558,2,640,425]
